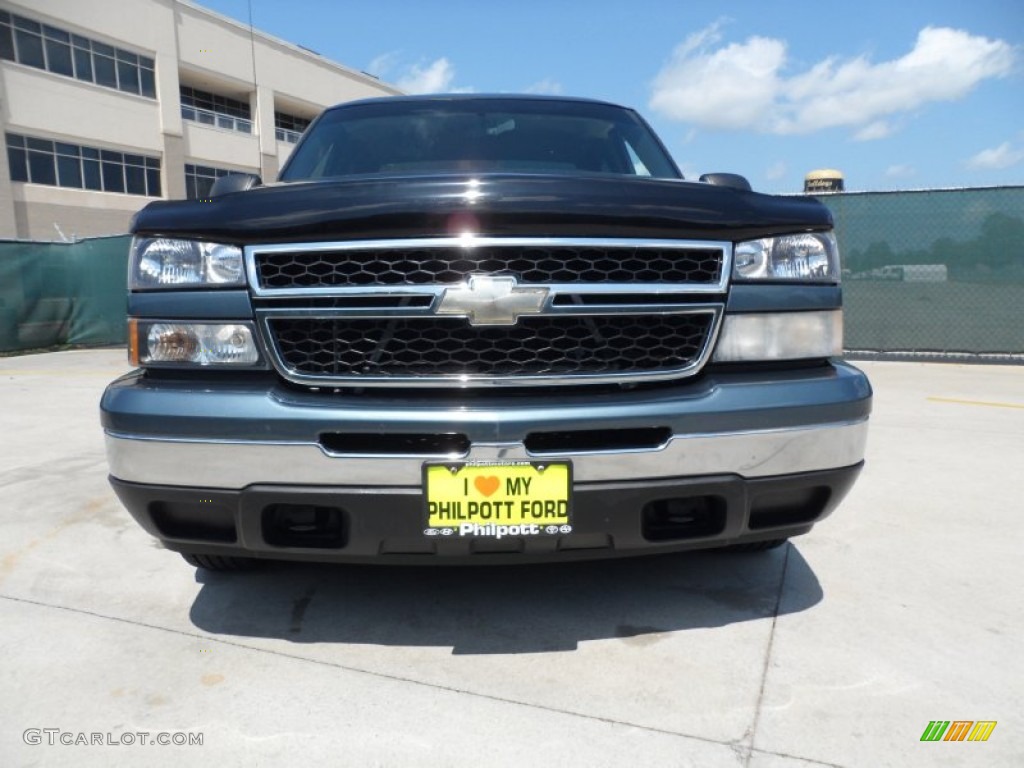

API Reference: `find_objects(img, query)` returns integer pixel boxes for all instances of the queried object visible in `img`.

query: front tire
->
[716,539,788,553]
[181,553,259,571]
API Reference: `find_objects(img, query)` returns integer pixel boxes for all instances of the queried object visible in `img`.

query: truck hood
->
[131,173,832,243]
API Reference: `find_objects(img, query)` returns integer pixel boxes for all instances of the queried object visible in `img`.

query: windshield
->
[279,99,681,181]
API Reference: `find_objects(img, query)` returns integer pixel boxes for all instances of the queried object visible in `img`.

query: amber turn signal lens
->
[128,318,140,367]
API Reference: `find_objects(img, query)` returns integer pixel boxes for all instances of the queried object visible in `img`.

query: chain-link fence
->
[0,235,130,353]
[817,186,1024,361]
[1,189,1022,359]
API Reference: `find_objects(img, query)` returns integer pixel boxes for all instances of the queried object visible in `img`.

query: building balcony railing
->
[181,105,252,135]
[276,127,303,144]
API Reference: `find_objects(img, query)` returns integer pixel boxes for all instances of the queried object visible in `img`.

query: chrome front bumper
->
[101,362,871,562]
[105,419,868,489]
[102,361,871,489]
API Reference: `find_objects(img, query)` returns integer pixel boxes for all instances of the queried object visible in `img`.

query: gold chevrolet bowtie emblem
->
[436,276,549,326]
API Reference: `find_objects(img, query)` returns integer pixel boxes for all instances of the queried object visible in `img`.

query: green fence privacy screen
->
[1,188,1022,359]
[0,235,130,353]
[818,186,1023,361]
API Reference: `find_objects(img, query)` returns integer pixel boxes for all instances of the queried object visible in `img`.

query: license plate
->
[423,461,572,538]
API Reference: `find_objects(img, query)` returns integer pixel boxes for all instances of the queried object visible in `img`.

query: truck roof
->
[328,93,632,112]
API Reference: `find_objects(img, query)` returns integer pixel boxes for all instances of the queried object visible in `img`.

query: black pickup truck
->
[100,95,871,570]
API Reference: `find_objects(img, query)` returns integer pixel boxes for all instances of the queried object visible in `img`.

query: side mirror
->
[209,173,262,198]
[698,173,752,192]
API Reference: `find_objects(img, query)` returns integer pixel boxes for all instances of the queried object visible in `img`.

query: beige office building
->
[0,0,401,240]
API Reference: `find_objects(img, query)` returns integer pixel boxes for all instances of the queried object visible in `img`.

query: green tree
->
[861,241,895,271]
[976,213,1024,270]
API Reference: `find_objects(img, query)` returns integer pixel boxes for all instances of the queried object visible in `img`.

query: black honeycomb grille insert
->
[256,245,723,288]
[268,313,715,379]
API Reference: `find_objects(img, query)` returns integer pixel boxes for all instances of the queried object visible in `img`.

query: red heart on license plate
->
[474,476,500,497]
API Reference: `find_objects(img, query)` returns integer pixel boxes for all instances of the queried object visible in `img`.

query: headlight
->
[130,321,261,366]
[130,237,244,289]
[734,232,839,281]
[712,310,843,362]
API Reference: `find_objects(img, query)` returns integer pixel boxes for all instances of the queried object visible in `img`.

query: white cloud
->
[524,78,563,95]
[966,141,1024,170]
[649,24,1015,138]
[367,51,400,78]
[396,57,472,94]
[854,121,893,142]
[650,23,784,131]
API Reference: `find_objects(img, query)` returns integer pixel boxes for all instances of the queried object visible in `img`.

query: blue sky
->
[199,0,1023,193]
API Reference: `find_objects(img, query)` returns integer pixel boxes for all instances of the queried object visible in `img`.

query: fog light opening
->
[262,504,347,549]
[642,496,726,542]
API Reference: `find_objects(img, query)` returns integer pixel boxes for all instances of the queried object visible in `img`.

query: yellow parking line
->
[927,396,1024,410]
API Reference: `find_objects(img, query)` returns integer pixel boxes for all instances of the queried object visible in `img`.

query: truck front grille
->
[247,237,730,388]
[255,243,723,289]
[267,313,717,381]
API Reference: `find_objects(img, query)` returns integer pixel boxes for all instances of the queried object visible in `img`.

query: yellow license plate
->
[423,461,572,538]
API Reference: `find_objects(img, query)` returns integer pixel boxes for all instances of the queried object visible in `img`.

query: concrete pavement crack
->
[1,589,843,767]
[1,592,730,748]
[0,455,108,488]
[749,544,794,765]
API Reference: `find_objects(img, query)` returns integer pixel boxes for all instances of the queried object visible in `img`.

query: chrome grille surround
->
[246,237,731,388]
[253,239,725,290]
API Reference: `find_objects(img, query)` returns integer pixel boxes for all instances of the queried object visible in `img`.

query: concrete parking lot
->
[1,349,1021,767]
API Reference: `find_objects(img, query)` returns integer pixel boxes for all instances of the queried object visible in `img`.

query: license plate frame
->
[422,461,573,538]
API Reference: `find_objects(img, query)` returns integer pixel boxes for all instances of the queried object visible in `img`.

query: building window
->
[185,163,242,200]
[0,10,156,98]
[274,112,311,144]
[6,133,161,196]
[180,87,252,134]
